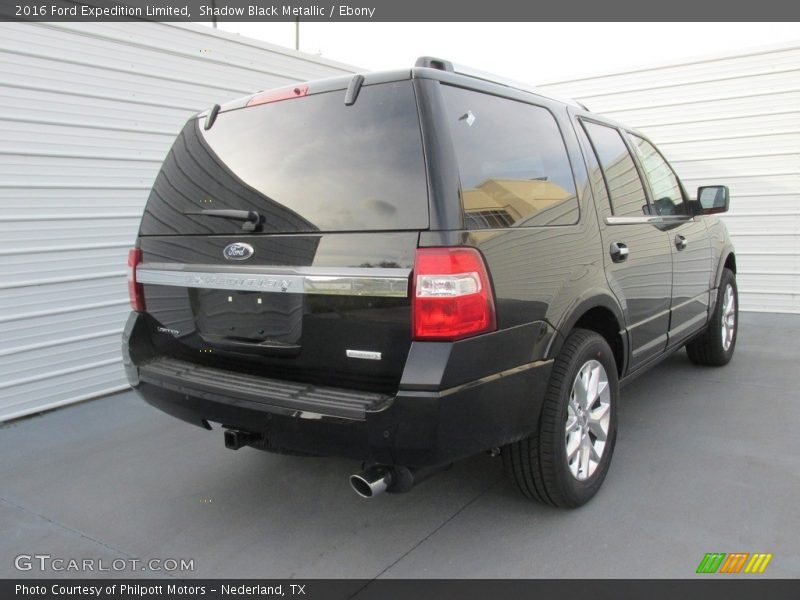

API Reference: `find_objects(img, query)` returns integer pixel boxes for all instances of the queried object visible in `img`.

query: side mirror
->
[697,185,730,215]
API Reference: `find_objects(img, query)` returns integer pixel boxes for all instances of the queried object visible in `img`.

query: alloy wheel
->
[721,283,736,351]
[565,360,611,481]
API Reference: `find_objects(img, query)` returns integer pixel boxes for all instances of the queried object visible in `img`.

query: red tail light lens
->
[412,247,496,341]
[246,84,309,108]
[127,248,145,312]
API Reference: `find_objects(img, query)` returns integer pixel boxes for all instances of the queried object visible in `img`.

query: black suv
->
[123,58,737,507]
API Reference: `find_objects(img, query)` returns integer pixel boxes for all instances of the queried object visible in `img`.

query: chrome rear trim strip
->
[136,265,410,298]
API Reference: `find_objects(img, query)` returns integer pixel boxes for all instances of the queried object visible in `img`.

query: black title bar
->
[5,579,800,600]
[2,0,800,21]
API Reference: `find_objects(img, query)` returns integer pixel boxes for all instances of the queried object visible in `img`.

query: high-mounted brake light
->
[246,84,309,108]
[412,247,496,341]
[127,248,145,313]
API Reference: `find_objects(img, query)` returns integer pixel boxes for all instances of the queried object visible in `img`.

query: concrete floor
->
[1,312,798,579]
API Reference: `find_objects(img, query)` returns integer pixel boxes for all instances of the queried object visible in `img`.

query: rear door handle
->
[609,242,629,262]
[675,235,688,251]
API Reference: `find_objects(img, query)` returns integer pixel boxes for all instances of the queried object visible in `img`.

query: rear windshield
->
[139,81,429,235]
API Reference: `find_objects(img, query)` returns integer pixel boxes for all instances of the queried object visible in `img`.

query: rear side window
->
[140,81,428,235]
[628,134,687,216]
[440,85,579,229]
[581,121,649,218]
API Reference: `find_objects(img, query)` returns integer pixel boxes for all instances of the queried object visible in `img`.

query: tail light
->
[247,84,309,107]
[412,247,496,341]
[127,248,145,312]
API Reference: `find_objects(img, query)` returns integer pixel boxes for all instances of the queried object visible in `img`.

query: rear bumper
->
[123,312,553,467]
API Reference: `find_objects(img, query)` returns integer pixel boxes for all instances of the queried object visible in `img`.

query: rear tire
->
[503,329,618,508]
[686,268,738,366]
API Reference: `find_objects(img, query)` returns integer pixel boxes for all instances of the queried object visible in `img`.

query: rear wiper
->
[185,209,262,232]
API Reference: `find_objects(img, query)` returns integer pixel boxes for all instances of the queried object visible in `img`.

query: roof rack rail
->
[415,56,454,71]
[414,56,588,110]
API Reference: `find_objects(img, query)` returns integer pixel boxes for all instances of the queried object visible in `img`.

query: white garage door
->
[540,42,800,315]
[0,22,356,422]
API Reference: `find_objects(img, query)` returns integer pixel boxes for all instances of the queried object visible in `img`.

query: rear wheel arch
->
[550,297,627,377]
[504,328,619,507]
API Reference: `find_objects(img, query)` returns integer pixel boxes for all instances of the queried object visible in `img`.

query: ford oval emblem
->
[223,242,254,261]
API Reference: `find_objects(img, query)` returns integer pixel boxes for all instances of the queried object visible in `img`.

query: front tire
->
[686,268,738,366]
[503,329,618,508]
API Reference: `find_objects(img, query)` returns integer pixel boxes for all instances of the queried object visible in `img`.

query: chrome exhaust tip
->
[349,465,393,498]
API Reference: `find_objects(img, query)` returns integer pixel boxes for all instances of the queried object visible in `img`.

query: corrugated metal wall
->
[0,22,356,422]
[540,42,800,314]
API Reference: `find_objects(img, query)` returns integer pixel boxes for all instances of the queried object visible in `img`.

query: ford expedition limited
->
[123,58,737,507]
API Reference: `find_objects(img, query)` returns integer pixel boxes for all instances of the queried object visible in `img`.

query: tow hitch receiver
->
[224,429,262,451]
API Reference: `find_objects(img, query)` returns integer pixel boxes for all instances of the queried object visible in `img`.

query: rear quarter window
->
[440,85,580,229]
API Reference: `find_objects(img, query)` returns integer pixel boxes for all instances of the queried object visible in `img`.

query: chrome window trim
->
[605,215,694,226]
[136,264,410,298]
